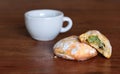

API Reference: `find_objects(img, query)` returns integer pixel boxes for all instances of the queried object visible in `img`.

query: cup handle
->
[60,16,73,33]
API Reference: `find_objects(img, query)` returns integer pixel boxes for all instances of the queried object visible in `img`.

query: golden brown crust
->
[79,30,112,58]
[53,36,97,61]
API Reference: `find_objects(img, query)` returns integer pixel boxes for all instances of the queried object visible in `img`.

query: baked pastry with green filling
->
[79,30,112,58]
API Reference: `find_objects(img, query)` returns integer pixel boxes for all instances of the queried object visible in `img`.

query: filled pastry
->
[79,30,112,58]
[53,36,97,61]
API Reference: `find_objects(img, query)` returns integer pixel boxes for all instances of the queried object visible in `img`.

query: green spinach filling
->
[87,35,105,49]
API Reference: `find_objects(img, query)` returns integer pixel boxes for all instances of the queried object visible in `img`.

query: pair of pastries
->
[53,30,112,61]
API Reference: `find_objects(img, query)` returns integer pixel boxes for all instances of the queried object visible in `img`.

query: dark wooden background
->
[0,0,120,74]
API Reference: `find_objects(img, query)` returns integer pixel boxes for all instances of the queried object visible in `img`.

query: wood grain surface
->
[0,0,120,74]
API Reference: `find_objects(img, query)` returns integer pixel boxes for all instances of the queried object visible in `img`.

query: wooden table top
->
[0,0,120,74]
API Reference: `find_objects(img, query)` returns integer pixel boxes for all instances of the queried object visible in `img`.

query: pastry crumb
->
[54,56,57,58]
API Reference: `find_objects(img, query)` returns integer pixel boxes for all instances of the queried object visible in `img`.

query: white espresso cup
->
[25,9,72,41]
